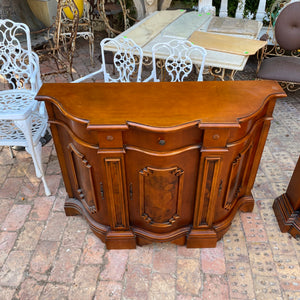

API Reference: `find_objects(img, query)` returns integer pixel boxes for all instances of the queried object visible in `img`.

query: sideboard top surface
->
[36,80,285,129]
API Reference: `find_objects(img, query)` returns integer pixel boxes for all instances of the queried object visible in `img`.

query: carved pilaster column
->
[187,128,230,248]
[98,131,136,249]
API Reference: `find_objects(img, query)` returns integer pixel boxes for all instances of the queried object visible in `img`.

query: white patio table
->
[108,9,267,80]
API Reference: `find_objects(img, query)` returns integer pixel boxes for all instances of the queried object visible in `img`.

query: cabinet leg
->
[273,194,300,239]
[273,156,300,240]
[64,198,82,216]
[186,229,217,248]
[238,195,255,213]
[105,230,136,249]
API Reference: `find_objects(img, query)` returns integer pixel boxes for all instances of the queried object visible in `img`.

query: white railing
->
[219,0,267,21]
[198,0,267,21]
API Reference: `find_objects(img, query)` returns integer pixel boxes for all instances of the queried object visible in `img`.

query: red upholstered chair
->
[257,1,300,92]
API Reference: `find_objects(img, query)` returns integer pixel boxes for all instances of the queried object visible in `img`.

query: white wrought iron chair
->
[73,36,144,82]
[0,19,51,196]
[144,40,207,82]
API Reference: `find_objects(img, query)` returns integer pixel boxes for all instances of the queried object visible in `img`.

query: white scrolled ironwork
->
[105,37,143,82]
[73,36,144,83]
[0,20,42,93]
[145,39,207,82]
[0,19,50,196]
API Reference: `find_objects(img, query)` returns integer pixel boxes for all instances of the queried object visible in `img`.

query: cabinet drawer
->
[98,131,123,148]
[123,126,203,151]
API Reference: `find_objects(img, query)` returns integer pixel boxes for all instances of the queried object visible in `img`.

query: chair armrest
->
[31,52,43,93]
[144,71,160,83]
[72,67,104,83]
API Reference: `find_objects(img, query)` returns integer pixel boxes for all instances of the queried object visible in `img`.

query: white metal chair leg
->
[8,146,15,158]
[15,119,51,196]
[89,35,94,66]
[31,142,51,196]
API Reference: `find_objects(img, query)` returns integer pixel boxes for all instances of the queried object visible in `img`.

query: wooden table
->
[36,80,285,249]
[110,10,267,80]
[273,156,300,239]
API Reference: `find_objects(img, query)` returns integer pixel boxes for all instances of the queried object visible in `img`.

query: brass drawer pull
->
[158,139,166,145]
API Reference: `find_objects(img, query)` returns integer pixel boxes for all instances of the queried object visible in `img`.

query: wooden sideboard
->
[36,80,286,249]
[273,155,300,239]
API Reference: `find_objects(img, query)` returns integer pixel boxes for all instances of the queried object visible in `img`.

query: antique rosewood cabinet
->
[36,80,285,249]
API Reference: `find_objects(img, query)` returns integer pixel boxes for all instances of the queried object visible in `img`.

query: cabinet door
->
[55,124,105,222]
[125,146,200,233]
[65,142,100,215]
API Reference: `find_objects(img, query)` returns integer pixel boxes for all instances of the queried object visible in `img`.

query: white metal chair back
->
[146,39,207,82]
[0,19,42,93]
[72,37,144,83]
[101,37,144,82]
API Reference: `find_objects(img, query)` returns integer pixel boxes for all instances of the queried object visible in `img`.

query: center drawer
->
[123,125,203,152]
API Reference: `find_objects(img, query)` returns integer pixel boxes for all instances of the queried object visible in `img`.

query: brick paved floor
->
[0,32,300,300]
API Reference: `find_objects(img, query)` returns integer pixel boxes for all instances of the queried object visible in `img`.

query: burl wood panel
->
[36,80,286,249]
[273,155,300,239]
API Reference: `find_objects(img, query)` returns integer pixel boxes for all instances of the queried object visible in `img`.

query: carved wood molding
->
[223,143,253,210]
[194,156,222,228]
[104,157,129,230]
[139,166,184,228]
[67,143,98,213]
